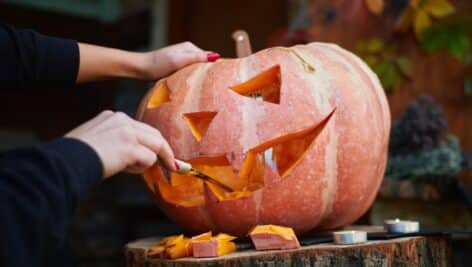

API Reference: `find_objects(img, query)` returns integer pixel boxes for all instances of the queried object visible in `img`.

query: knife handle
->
[174,159,193,174]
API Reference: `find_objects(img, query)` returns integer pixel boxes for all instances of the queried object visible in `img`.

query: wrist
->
[117,51,151,80]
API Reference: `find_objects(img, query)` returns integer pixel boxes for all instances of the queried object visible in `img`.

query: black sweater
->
[0,24,103,266]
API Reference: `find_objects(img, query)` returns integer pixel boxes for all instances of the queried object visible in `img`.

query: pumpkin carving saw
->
[136,43,390,237]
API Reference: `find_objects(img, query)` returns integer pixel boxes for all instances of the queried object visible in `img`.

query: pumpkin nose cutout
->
[183,112,218,142]
[230,65,281,104]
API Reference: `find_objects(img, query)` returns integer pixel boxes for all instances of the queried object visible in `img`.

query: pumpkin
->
[136,42,390,237]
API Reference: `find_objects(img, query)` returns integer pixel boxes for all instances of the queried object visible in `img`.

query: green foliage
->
[465,75,472,96]
[386,135,463,179]
[355,39,412,92]
[420,19,472,61]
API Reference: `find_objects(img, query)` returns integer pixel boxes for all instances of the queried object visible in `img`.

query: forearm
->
[77,43,149,83]
[0,23,79,89]
[77,41,216,84]
[0,138,102,265]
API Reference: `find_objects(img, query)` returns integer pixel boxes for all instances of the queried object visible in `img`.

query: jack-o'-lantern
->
[136,42,390,237]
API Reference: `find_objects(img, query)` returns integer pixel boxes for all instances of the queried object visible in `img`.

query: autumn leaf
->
[354,39,413,92]
[396,8,414,32]
[423,0,455,18]
[365,0,384,15]
[396,57,413,77]
[396,0,455,38]
[414,9,432,36]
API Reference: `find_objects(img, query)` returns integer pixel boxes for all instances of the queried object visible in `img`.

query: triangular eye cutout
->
[183,112,218,142]
[230,65,281,104]
[147,81,170,109]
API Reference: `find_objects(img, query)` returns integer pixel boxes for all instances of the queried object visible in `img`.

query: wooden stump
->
[125,234,451,267]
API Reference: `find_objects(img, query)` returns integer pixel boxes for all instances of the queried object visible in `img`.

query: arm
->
[0,23,79,89]
[77,42,218,83]
[0,138,102,266]
[0,23,219,88]
[0,110,176,265]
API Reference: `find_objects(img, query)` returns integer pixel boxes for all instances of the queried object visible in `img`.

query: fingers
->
[132,120,176,171]
[174,42,220,63]
[102,111,176,171]
[65,110,114,137]
[82,110,115,131]
[206,52,220,62]
[128,145,157,173]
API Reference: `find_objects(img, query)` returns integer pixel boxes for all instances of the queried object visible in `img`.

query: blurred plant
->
[466,75,472,96]
[386,95,462,180]
[386,135,462,179]
[420,18,472,60]
[389,95,448,155]
[364,0,384,15]
[355,39,412,92]
[465,53,472,96]
[396,0,455,38]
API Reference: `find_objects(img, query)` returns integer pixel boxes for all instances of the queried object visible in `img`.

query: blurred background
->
[0,0,471,266]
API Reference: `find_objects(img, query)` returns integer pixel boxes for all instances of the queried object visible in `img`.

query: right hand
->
[65,110,176,179]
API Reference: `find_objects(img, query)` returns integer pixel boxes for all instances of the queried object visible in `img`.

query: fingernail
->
[207,52,220,62]
[174,160,180,171]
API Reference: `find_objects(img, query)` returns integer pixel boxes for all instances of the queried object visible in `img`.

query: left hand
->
[140,42,220,80]
[76,42,219,83]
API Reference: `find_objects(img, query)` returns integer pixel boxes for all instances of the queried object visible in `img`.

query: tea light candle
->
[333,230,367,245]
[384,218,420,233]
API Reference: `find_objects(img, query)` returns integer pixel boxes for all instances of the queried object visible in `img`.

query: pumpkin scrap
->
[191,231,237,258]
[249,225,300,250]
[147,234,192,259]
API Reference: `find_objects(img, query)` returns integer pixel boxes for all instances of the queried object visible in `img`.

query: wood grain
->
[125,234,451,267]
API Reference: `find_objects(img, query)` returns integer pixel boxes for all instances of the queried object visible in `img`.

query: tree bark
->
[125,235,451,267]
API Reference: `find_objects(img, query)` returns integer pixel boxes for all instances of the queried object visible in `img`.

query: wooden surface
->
[125,233,451,267]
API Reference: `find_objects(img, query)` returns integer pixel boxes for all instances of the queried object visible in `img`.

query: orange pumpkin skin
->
[136,42,390,237]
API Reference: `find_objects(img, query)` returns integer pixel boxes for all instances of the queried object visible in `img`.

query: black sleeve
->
[0,23,79,89]
[0,138,102,266]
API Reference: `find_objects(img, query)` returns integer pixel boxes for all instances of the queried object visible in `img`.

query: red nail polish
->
[174,161,180,170]
[207,52,220,62]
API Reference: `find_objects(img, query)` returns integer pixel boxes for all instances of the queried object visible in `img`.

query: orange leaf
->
[396,8,414,32]
[365,0,384,15]
[414,9,432,38]
[423,0,455,18]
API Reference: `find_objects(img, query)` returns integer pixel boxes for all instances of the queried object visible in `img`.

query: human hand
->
[76,42,219,83]
[140,42,220,80]
[65,110,176,179]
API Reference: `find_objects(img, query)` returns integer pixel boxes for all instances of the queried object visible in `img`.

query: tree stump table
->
[125,229,452,267]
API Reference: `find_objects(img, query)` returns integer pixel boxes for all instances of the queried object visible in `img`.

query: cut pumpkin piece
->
[249,225,300,250]
[147,81,170,109]
[230,65,281,104]
[147,234,193,259]
[183,112,217,142]
[191,231,237,258]
[147,245,165,259]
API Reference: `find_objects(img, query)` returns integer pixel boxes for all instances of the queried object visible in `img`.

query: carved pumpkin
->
[136,42,390,237]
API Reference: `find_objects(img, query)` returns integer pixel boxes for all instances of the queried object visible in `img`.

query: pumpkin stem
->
[232,30,252,58]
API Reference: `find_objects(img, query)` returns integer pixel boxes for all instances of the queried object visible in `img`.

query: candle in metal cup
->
[384,219,420,233]
[333,230,367,245]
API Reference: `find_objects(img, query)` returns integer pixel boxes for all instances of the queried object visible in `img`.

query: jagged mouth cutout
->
[144,65,334,206]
